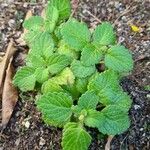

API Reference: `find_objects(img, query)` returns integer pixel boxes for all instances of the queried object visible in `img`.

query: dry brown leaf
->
[105,135,114,150]
[2,57,18,128]
[0,40,17,94]
[16,10,33,46]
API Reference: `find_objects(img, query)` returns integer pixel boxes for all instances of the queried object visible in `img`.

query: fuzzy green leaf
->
[84,106,130,135]
[78,91,99,110]
[81,44,103,66]
[13,66,36,92]
[57,40,79,59]
[50,0,71,21]
[104,45,133,72]
[45,5,59,32]
[62,122,92,150]
[61,19,91,51]
[35,68,49,83]
[71,60,96,78]
[98,90,132,112]
[23,16,44,31]
[36,92,73,126]
[41,79,63,94]
[48,54,72,74]
[50,67,75,85]
[75,77,89,94]
[93,22,116,46]
[29,32,54,57]
[88,70,120,94]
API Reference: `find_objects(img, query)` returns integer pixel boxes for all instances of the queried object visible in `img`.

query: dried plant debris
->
[0,40,17,94]
[2,58,18,128]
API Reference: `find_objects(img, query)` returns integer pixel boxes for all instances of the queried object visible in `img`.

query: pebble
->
[39,137,46,146]
[134,104,141,110]
[24,121,30,128]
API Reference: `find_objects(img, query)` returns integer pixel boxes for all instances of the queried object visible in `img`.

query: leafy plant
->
[13,0,134,149]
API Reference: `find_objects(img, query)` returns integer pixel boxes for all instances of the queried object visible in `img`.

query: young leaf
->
[41,79,63,94]
[13,66,36,92]
[35,68,49,83]
[71,60,96,78]
[50,67,75,85]
[84,106,130,135]
[104,45,133,72]
[75,77,89,94]
[81,44,103,66]
[78,91,99,110]
[45,5,59,32]
[23,16,44,31]
[36,92,73,126]
[50,0,71,21]
[93,22,116,46]
[48,54,72,74]
[62,122,92,150]
[57,40,79,59]
[61,19,91,51]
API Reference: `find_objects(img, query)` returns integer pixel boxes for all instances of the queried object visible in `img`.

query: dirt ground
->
[0,0,150,150]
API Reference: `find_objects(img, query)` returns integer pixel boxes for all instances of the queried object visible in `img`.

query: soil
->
[0,0,150,150]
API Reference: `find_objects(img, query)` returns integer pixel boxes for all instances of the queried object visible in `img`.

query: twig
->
[86,10,101,23]
[105,135,114,150]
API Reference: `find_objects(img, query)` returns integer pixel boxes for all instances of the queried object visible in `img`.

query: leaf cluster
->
[13,0,134,150]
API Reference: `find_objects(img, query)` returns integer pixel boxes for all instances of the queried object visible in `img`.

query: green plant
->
[13,0,134,149]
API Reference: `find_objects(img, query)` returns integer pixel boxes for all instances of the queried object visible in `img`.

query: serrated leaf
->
[24,31,44,46]
[35,68,49,83]
[23,16,44,31]
[26,52,46,68]
[78,91,99,110]
[45,5,59,32]
[93,22,116,46]
[36,92,73,126]
[84,106,130,135]
[13,66,36,92]
[88,70,120,94]
[61,19,91,51]
[57,40,79,59]
[50,0,71,21]
[29,32,54,57]
[71,60,96,78]
[48,54,72,74]
[98,90,132,112]
[104,45,133,72]
[81,44,103,66]
[41,79,63,94]
[50,67,75,85]
[62,122,92,150]
[75,77,89,94]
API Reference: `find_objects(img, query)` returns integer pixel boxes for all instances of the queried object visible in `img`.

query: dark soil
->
[0,0,150,150]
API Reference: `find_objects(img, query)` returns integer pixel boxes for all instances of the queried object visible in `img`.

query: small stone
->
[39,137,46,146]
[24,121,30,128]
[15,138,20,146]
[134,104,141,110]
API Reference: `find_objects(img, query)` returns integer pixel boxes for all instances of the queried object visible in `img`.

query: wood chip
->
[105,135,114,150]
[0,40,17,95]
[2,57,18,128]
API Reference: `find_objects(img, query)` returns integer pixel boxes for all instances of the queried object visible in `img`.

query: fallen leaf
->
[16,10,33,46]
[105,135,114,150]
[2,57,18,128]
[0,40,17,95]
